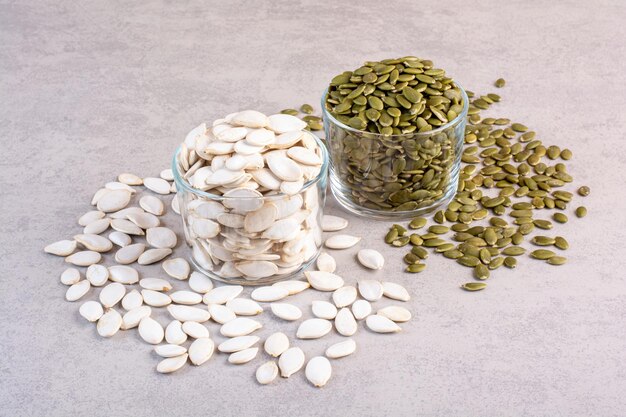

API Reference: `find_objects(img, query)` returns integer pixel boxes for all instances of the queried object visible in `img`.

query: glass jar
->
[172,132,328,285]
[321,85,468,220]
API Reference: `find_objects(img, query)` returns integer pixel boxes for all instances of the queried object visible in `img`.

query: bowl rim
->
[320,82,469,137]
[171,129,329,201]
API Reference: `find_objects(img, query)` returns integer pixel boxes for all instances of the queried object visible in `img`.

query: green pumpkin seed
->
[554,236,569,250]
[530,249,556,260]
[575,206,587,218]
[479,248,491,264]
[280,108,299,116]
[410,234,424,246]
[406,263,427,273]
[488,257,505,270]
[533,219,553,230]
[547,256,567,265]
[392,236,410,247]
[458,255,480,267]
[504,256,517,268]
[443,249,464,259]
[553,213,568,223]
[411,246,429,259]
[428,225,449,234]
[385,228,398,244]
[502,246,526,256]
[532,236,556,246]
[560,148,572,160]
[461,282,487,291]
[409,217,428,229]
[577,186,590,196]
[474,264,490,280]
[495,78,506,88]
[404,253,420,264]
[300,104,314,114]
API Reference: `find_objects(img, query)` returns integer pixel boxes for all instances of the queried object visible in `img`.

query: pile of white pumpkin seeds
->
[382,79,589,291]
[44,109,412,387]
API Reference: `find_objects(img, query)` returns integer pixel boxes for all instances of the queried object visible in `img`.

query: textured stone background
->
[1,0,626,416]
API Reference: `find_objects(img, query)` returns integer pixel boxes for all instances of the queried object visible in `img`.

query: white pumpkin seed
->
[207,304,236,324]
[226,298,263,316]
[365,315,402,333]
[138,316,164,344]
[146,227,177,249]
[160,168,174,181]
[111,219,144,236]
[351,299,372,320]
[91,188,108,206]
[296,318,332,339]
[139,277,172,291]
[190,217,220,239]
[267,114,307,134]
[235,260,279,280]
[79,300,104,322]
[165,320,187,345]
[311,300,338,320]
[65,251,101,267]
[316,252,336,273]
[220,317,262,337]
[325,234,361,249]
[256,361,279,385]
[321,215,348,232]
[188,271,214,294]
[377,306,412,322]
[108,231,131,247]
[305,356,332,387]
[114,243,145,264]
[127,212,160,229]
[139,195,165,216]
[231,110,268,128]
[381,281,411,301]
[156,354,188,374]
[264,332,290,357]
[118,173,143,185]
[335,308,358,336]
[203,285,243,305]
[278,347,305,378]
[121,306,151,330]
[143,177,171,195]
[246,128,275,146]
[60,268,80,285]
[244,203,278,233]
[65,280,91,301]
[325,339,356,359]
[332,286,357,308]
[108,265,139,284]
[83,218,110,235]
[105,181,136,194]
[97,189,131,213]
[138,248,172,265]
[218,335,260,353]
[266,154,303,182]
[305,271,344,291]
[141,290,172,307]
[270,303,302,321]
[97,309,123,337]
[78,210,105,226]
[189,338,215,365]
[109,207,145,219]
[272,280,310,295]
[121,289,143,310]
[358,280,383,301]
[154,344,187,358]
[162,258,191,280]
[99,282,126,308]
[251,286,289,303]
[182,321,210,339]
[73,234,113,252]
[167,305,211,323]
[357,249,385,270]
[229,347,258,365]
[170,290,202,305]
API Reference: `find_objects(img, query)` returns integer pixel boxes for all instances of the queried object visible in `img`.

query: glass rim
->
[320,82,469,138]
[171,130,329,201]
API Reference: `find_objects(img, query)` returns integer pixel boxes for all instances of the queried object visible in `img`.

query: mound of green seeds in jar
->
[381,78,590,292]
[324,56,464,135]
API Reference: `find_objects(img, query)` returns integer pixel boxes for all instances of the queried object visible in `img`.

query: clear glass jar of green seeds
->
[321,85,468,220]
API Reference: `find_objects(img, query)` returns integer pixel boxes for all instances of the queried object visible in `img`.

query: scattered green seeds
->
[406,263,427,273]
[575,206,587,218]
[495,78,506,88]
[554,236,569,250]
[300,104,314,114]
[577,186,590,196]
[474,264,490,280]
[553,213,568,223]
[409,217,428,230]
[530,249,556,260]
[461,282,487,291]
[504,257,517,268]
[547,256,567,265]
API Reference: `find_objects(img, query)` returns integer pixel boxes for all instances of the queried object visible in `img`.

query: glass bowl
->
[172,131,329,285]
[321,85,468,220]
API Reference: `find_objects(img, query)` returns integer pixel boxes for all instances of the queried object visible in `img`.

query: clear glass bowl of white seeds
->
[173,110,329,285]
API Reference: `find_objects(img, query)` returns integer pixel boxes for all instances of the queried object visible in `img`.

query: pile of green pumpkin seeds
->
[380,78,589,292]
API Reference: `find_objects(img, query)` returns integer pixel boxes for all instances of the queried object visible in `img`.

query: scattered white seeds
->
[79,300,104,322]
[74,233,113,252]
[256,361,279,385]
[96,189,131,213]
[358,279,384,301]
[377,306,412,322]
[321,215,348,232]
[118,173,143,186]
[311,300,338,320]
[381,281,411,301]
[351,299,372,320]
[324,234,360,249]
[167,305,211,323]
[121,289,143,311]
[114,243,145,265]
[78,210,105,227]
[97,309,122,337]
[99,283,126,308]
[188,271,214,293]
[334,308,358,337]
[108,265,139,284]
[138,316,165,345]
[121,306,151,330]
[278,347,305,378]
[143,177,171,195]
[357,249,385,270]
[45,240,77,256]
[154,344,187,358]
[65,280,91,301]
[220,317,262,337]
[218,336,260,353]
[165,320,188,345]
[146,227,177,249]
[65,251,101,267]
[203,285,243,305]
[182,321,210,339]
[251,286,289,303]
[270,303,302,321]
[207,304,236,324]
[316,252,336,273]
[305,271,344,291]
[60,268,81,285]
[139,195,165,216]
[305,356,332,387]
[162,258,191,280]
[226,298,263,316]
[138,248,172,265]
[325,339,356,359]
[170,290,202,305]
[272,280,310,295]
[156,354,188,374]
[296,318,333,339]
[86,264,109,286]
[332,286,357,308]
[188,338,215,366]
[139,277,172,292]
[365,315,402,334]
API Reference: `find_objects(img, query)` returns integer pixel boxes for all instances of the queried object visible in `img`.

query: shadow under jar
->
[322,85,468,220]
[172,133,328,285]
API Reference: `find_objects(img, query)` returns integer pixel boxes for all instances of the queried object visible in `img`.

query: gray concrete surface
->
[1,0,626,416]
